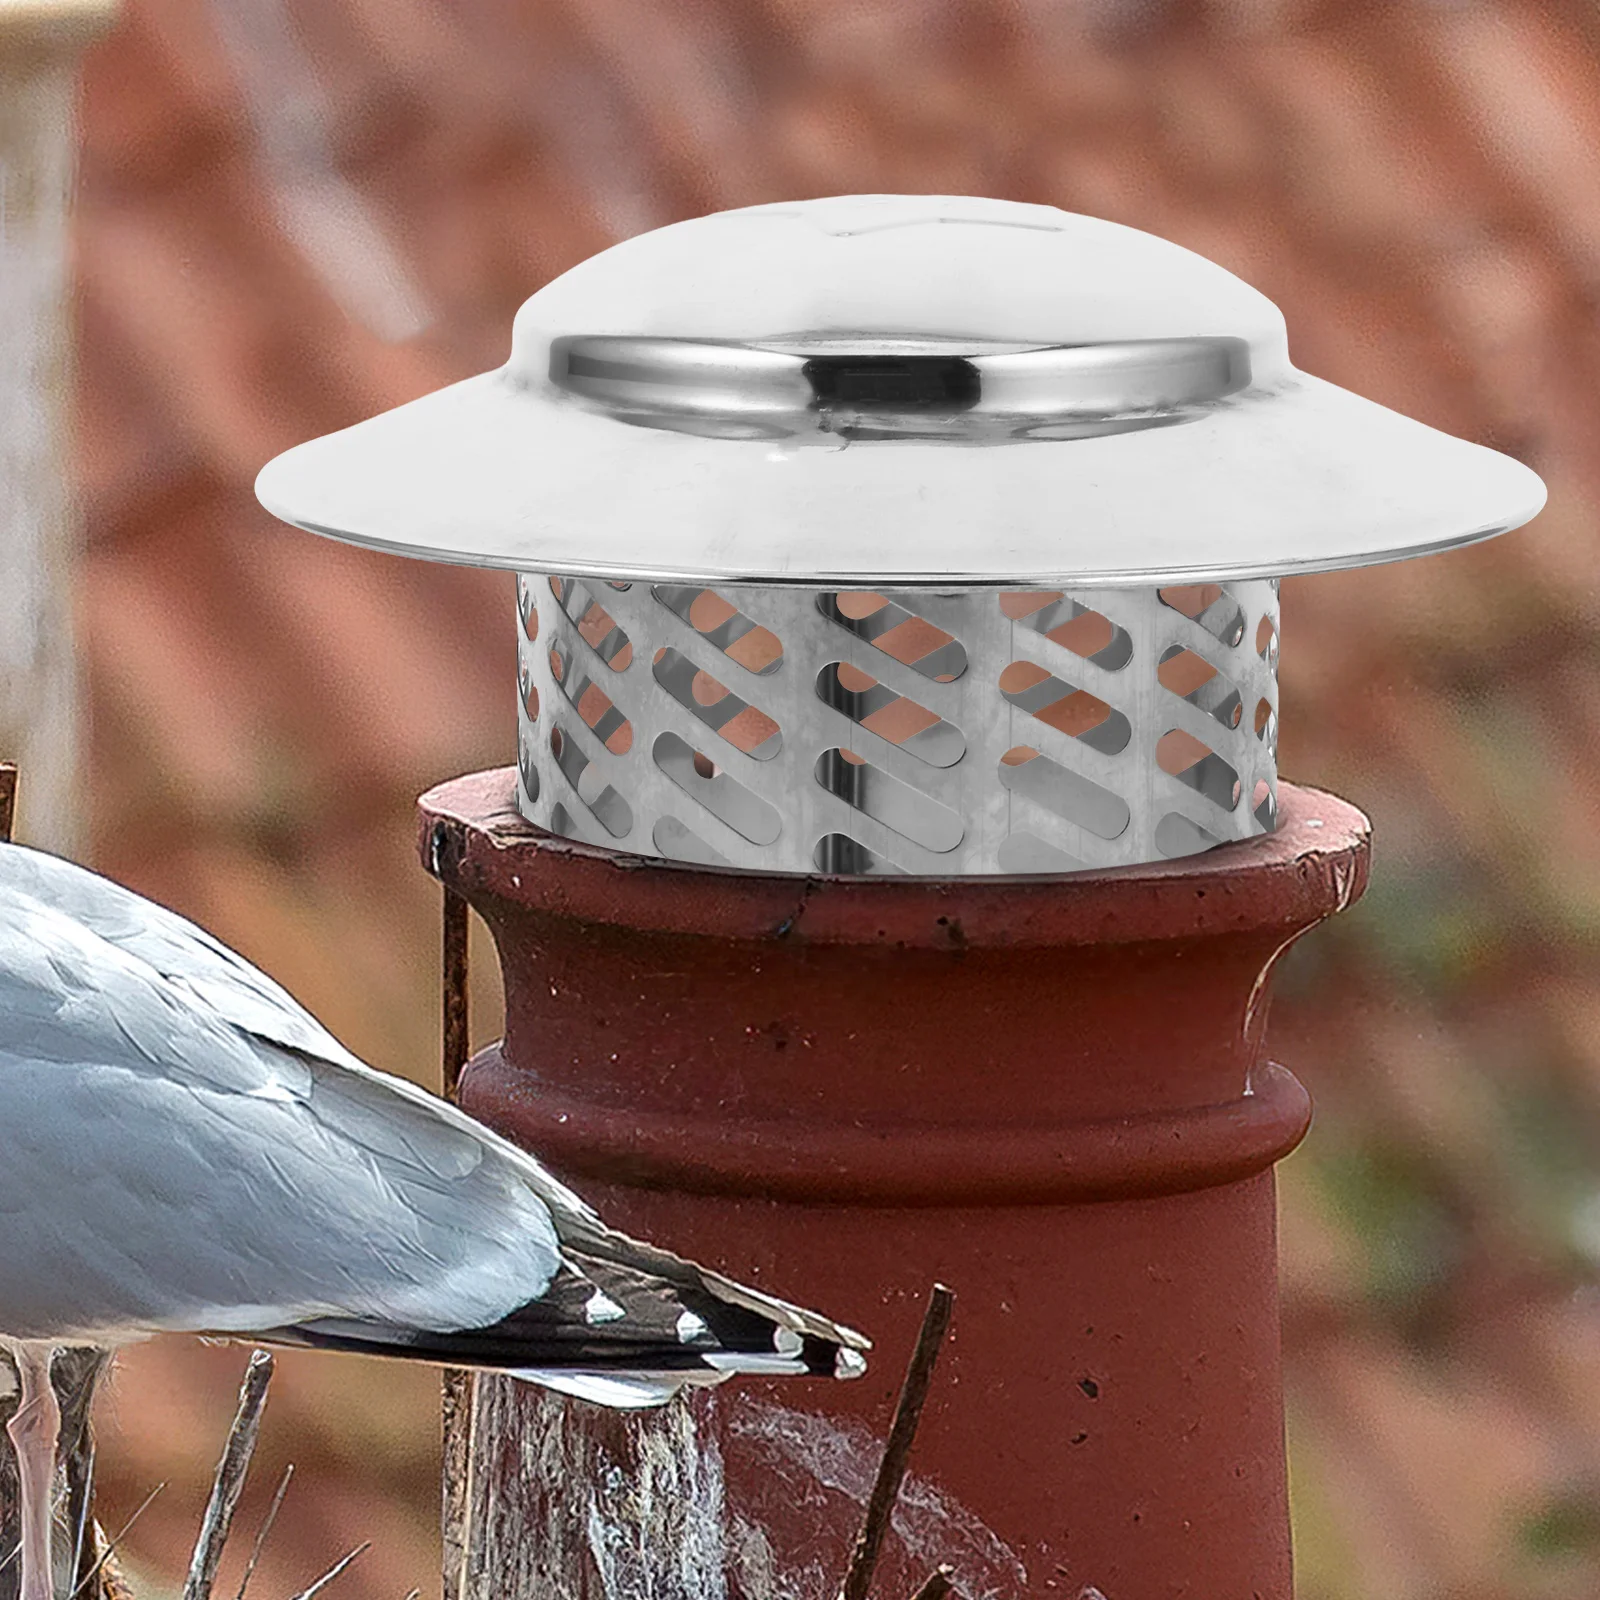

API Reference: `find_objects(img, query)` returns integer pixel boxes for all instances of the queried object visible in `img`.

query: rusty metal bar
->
[0,764,15,844]
[440,886,473,1600]
[442,889,470,1102]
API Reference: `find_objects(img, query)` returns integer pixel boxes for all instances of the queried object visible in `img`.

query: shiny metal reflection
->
[550,334,1252,442]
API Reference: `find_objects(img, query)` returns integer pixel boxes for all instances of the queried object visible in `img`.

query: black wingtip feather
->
[252,1248,868,1385]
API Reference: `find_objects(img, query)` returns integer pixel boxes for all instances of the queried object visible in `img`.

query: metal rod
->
[0,763,16,843]
[440,886,473,1600]
[839,1284,956,1600]
[442,889,469,1102]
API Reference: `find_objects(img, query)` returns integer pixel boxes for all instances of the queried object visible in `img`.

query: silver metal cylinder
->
[257,195,1541,876]
[516,574,1279,874]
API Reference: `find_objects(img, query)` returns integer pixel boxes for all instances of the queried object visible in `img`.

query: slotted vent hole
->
[813,834,902,875]
[995,832,1089,874]
[1155,813,1219,859]
[653,585,784,676]
[518,738,540,805]
[1159,584,1246,648]
[818,593,968,682]
[549,645,633,755]
[814,747,965,854]
[1000,591,1056,621]
[1156,728,1241,812]
[997,746,1131,840]
[517,578,539,642]
[1256,614,1279,670]
[653,815,731,868]
[1253,779,1278,831]
[654,732,781,846]
[815,662,965,767]
[1255,699,1277,756]
[518,660,540,723]
[549,576,633,670]
[1157,646,1242,729]
[548,722,633,838]
[999,661,1130,754]
[1000,592,1133,670]
[652,647,782,760]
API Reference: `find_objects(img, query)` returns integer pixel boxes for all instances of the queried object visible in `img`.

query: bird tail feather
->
[250,1238,868,1408]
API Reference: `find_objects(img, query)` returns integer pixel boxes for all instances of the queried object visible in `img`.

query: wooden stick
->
[181,1351,275,1600]
[839,1285,956,1600]
[440,1368,476,1600]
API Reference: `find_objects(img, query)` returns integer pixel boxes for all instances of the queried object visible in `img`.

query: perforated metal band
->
[515,575,1279,875]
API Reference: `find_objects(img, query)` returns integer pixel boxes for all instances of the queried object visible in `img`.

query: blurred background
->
[4,0,1599,1595]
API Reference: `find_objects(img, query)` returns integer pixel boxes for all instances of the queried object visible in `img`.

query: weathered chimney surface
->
[422,768,1369,1600]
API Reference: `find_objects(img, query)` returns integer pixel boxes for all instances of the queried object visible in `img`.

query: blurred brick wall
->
[68,2,1600,1596]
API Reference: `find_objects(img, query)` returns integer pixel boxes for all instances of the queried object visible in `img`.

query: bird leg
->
[6,1347,59,1600]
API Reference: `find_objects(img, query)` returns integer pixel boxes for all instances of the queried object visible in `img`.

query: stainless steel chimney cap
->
[255,194,1545,589]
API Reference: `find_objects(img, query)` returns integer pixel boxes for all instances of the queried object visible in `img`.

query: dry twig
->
[182,1350,275,1600]
[232,1464,293,1600]
[66,1438,95,1597]
[287,1541,369,1600]
[839,1285,956,1600]
[57,1349,113,1600]
[69,1481,167,1599]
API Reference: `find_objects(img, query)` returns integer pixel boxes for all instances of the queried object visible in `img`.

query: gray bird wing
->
[0,846,868,1372]
[0,844,605,1226]
[0,863,564,1342]
[0,843,369,1069]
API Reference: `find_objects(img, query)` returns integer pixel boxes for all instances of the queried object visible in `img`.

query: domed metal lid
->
[256,195,1545,586]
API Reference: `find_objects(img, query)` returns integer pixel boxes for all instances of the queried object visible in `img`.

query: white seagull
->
[0,842,867,1600]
